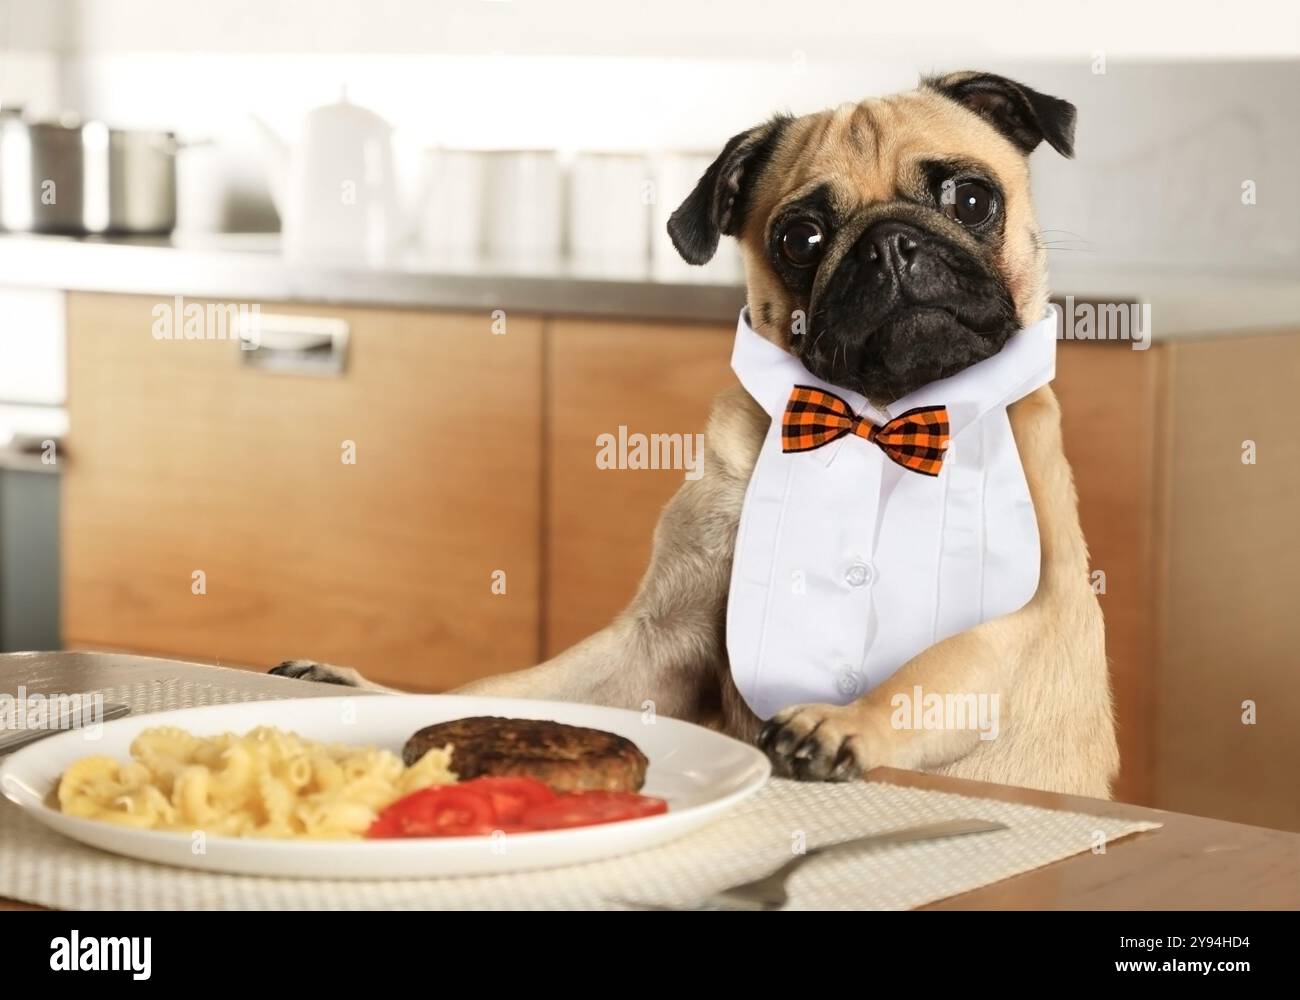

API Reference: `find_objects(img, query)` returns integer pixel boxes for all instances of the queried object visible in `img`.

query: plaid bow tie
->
[781,385,950,476]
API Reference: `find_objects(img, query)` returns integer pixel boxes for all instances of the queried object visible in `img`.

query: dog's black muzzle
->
[801,219,1018,402]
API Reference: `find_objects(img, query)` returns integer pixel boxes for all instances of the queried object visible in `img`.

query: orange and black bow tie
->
[781,385,950,477]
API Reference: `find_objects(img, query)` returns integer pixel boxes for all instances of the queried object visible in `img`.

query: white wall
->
[0,0,73,117]
[53,0,1300,59]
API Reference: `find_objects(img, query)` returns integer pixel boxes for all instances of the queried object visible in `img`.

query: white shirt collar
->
[731,306,1058,439]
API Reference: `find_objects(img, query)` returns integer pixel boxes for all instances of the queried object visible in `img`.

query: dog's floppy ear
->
[667,115,791,265]
[925,71,1076,158]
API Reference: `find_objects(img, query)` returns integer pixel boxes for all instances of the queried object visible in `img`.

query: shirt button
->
[844,562,874,587]
[836,669,863,698]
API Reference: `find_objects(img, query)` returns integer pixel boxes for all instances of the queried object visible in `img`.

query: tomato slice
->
[367,781,666,838]
[521,791,668,831]
[367,785,498,838]
[458,776,556,825]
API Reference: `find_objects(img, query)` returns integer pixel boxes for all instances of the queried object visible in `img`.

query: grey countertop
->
[0,232,1296,336]
[0,232,746,324]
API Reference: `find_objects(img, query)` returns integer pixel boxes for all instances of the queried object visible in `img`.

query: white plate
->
[0,695,769,879]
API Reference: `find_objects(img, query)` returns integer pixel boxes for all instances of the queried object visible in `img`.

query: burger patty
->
[403,716,649,793]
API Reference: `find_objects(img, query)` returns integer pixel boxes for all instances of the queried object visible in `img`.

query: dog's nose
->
[861,221,922,278]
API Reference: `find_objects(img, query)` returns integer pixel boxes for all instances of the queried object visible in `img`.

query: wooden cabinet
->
[1146,330,1300,832]
[1057,329,1300,829]
[544,318,736,654]
[1053,341,1161,807]
[63,293,543,690]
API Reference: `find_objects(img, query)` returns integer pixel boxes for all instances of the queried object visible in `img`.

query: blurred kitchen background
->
[0,2,1297,830]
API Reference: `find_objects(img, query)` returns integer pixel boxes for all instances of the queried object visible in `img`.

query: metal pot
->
[0,110,177,235]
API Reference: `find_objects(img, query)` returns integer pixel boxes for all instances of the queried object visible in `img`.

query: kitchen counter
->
[0,233,1297,335]
[0,233,745,324]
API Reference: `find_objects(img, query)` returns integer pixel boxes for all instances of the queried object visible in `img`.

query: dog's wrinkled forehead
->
[750,90,1033,227]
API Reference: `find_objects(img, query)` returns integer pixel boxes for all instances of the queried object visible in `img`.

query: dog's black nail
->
[792,729,822,761]
[764,743,790,777]
[795,745,834,781]
[790,721,825,761]
[792,750,825,782]
[829,743,860,781]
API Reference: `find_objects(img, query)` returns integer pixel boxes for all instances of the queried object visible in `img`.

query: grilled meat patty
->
[403,716,649,793]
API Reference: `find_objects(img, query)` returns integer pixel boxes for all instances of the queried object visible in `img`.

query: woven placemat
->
[0,676,1159,910]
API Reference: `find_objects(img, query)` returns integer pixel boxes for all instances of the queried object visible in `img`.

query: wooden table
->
[3,651,1298,910]
[875,769,1300,909]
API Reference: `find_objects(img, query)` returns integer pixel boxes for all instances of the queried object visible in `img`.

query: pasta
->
[57,726,456,839]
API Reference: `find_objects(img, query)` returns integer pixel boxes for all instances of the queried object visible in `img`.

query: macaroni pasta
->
[57,725,456,839]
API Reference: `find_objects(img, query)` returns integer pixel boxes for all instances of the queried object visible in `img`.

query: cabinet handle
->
[238,313,349,376]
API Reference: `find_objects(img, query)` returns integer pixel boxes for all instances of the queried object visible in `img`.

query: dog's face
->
[668,72,1076,403]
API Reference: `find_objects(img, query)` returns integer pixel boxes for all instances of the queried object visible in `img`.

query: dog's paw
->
[268,659,365,687]
[758,703,875,782]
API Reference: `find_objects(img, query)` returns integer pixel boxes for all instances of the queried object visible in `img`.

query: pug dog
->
[274,72,1119,797]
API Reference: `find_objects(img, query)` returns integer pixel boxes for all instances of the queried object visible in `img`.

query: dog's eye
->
[942,180,996,226]
[779,220,825,267]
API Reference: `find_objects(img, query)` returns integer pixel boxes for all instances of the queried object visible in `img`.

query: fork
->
[617,817,1008,911]
[0,702,131,755]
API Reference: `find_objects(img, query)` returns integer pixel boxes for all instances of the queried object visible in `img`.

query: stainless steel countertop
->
[0,233,747,324]
[0,233,1296,336]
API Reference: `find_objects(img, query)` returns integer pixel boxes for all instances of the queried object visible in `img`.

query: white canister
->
[481,150,563,273]
[651,150,745,285]
[568,152,653,278]
[417,148,485,266]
